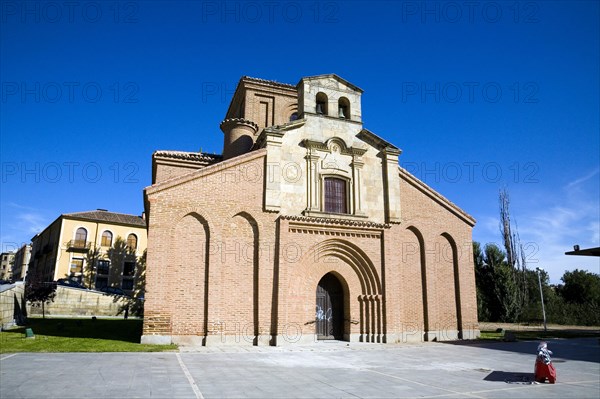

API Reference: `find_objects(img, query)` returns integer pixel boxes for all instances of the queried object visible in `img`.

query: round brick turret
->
[220,118,259,160]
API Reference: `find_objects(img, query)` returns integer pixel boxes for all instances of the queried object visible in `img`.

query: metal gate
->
[316,273,344,340]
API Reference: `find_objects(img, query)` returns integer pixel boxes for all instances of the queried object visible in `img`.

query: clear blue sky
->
[1,1,598,283]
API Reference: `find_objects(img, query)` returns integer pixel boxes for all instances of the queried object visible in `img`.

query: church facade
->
[141,75,479,346]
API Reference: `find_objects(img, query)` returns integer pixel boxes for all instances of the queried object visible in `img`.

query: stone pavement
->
[1,338,598,398]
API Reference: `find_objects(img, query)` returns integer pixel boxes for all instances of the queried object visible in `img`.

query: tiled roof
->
[64,210,146,227]
[241,76,296,89]
[153,151,223,163]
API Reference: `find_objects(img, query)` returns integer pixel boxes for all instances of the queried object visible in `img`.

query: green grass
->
[479,329,600,341]
[0,317,178,353]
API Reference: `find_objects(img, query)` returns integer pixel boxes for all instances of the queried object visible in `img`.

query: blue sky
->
[1,1,598,283]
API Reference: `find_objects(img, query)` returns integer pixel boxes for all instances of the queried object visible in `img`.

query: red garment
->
[534,357,557,383]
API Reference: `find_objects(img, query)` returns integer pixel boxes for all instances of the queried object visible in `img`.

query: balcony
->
[67,240,91,251]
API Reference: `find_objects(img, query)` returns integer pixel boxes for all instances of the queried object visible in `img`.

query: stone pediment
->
[302,137,368,158]
[298,74,364,94]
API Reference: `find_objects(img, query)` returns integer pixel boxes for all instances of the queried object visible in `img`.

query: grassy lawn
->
[0,317,177,353]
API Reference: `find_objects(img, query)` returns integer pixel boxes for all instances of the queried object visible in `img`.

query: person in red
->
[534,341,557,383]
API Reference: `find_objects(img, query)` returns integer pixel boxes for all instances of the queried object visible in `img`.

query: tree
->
[85,246,101,289]
[473,242,490,321]
[130,249,147,317]
[25,273,57,319]
[559,269,600,305]
[498,188,529,321]
[473,242,514,322]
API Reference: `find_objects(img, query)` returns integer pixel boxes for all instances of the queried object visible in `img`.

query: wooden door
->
[316,273,344,340]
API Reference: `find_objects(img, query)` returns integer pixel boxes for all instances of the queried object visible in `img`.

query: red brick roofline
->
[146,148,267,196]
[399,166,476,227]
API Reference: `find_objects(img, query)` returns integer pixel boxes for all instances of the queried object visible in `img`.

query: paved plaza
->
[1,338,598,398]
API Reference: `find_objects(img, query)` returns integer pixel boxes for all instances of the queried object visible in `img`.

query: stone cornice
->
[298,74,364,93]
[280,214,389,229]
[254,119,306,149]
[219,118,259,134]
[357,129,401,154]
[302,138,368,157]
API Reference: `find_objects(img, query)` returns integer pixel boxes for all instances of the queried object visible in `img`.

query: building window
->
[324,177,348,214]
[74,227,87,246]
[126,234,137,251]
[316,92,328,115]
[101,231,113,247]
[95,260,110,289]
[122,261,135,291]
[97,260,110,275]
[70,258,84,282]
[338,97,350,119]
[123,261,135,277]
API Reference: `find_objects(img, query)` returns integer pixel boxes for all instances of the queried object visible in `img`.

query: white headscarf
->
[537,341,553,364]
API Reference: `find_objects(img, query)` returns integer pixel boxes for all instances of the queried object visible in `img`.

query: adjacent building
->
[11,244,31,281]
[28,210,147,296]
[0,252,15,281]
[142,74,479,346]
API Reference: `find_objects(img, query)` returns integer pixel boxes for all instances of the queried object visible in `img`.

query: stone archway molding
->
[302,238,384,343]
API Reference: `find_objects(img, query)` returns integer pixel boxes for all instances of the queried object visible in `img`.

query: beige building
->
[11,244,31,281]
[29,210,147,296]
[0,252,15,281]
[142,75,479,346]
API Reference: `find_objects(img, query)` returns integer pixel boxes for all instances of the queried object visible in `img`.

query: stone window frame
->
[303,137,367,220]
[322,174,351,215]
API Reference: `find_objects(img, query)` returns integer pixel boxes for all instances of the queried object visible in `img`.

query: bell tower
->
[297,74,363,123]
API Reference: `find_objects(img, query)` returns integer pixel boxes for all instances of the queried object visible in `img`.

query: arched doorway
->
[316,273,344,340]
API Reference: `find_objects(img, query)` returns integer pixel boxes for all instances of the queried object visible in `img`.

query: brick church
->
[141,74,479,346]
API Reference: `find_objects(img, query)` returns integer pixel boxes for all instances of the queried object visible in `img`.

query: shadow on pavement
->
[442,338,600,363]
[484,371,535,384]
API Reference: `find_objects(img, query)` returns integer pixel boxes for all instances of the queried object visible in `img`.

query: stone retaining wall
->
[26,286,141,318]
[0,283,26,329]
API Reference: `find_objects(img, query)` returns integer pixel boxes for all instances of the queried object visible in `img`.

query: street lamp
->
[536,267,547,332]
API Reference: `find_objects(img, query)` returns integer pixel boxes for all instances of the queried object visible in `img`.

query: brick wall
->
[142,150,480,345]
